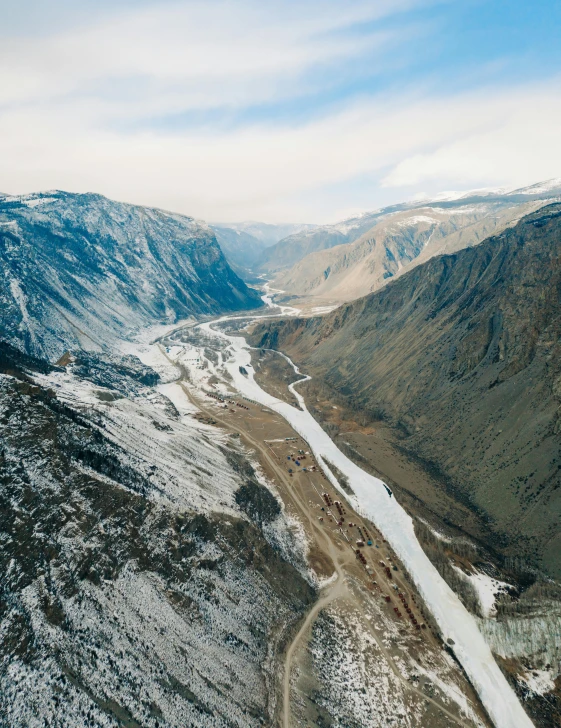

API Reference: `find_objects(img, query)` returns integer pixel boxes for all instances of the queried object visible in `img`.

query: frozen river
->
[194,289,533,728]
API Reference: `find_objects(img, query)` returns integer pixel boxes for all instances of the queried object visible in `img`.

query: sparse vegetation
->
[323,457,354,495]
[413,520,483,616]
[252,206,561,581]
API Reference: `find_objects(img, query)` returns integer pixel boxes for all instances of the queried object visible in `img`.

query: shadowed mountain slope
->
[212,221,317,279]
[251,204,561,578]
[211,225,268,274]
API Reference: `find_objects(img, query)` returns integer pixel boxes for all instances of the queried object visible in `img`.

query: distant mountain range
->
[251,203,561,580]
[211,221,316,276]
[214,220,317,247]
[259,180,561,303]
[0,191,262,361]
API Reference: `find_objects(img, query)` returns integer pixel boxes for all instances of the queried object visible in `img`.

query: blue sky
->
[1,0,561,222]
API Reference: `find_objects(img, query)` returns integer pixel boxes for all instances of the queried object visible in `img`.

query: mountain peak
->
[0,191,262,361]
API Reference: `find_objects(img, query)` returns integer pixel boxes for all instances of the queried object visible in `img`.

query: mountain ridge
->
[273,201,547,301]
[0,190,262,362]
[257,180,561,303]
[250,203,561,579]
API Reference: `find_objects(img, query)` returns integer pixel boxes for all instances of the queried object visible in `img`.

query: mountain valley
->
[251,203,561,579]
[250,203,561,724]
[259,182,561,306]
[1,186,560,727]
[4,2,561,725]
[211,222,317,280]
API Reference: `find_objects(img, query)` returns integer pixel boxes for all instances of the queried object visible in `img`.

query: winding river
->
[195,288,533,728]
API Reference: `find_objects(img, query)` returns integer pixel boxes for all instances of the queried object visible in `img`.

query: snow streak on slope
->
[35,368,241,515]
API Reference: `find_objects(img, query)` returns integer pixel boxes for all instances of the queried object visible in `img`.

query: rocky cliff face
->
[0,191,262,362]
[251,204,561,579]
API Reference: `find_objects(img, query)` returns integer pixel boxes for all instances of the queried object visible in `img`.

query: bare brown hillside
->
[273,201,545,303]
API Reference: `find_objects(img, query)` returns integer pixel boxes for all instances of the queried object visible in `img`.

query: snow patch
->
[452,566,512,617]
[395,215,439,226]
[520,669,556,696]
[10,277,37,345]
[22,196,58,208]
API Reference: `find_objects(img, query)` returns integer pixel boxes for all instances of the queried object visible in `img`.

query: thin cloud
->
[0,0,421,109]
[1,0,560,222]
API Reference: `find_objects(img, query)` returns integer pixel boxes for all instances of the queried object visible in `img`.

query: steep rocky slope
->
[212,222,317,278]
[0,342,314,727]
[211,225,268,275]
[216,221,316,248]
[255,209,385,274]
[259,180,561,301]
[251,204,561,579]
[274,200,546,302]
[0,191,262,362]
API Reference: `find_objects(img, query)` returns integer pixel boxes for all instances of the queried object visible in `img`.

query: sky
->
[1,0,561,223]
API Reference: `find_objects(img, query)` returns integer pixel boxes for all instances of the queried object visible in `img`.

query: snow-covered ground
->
[35,365,241,516]
[175,297,535,728]
[3,350,323,727]
[519,670,556,697]
[452,566,512,617]
[302,602,487,728]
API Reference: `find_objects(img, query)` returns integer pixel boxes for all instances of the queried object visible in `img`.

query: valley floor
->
[157,340,491,728]
[10,290,554,725]
[147,286,561,728]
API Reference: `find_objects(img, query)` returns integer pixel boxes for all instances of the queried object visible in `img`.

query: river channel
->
[192,288,532,728]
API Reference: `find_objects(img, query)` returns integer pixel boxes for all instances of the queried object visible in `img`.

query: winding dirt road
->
[282,545,346,728]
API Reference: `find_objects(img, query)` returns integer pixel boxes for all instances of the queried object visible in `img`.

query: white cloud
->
[381,96,561,189]
[2,80,561,222]
[0,0,415,110]
[1,1,560,222]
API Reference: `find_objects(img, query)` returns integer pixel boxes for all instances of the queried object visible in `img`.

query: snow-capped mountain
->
[256,180,561,300]
[0,191,262,362]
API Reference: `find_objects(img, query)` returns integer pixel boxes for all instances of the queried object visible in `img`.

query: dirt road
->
[282,543,346,728]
